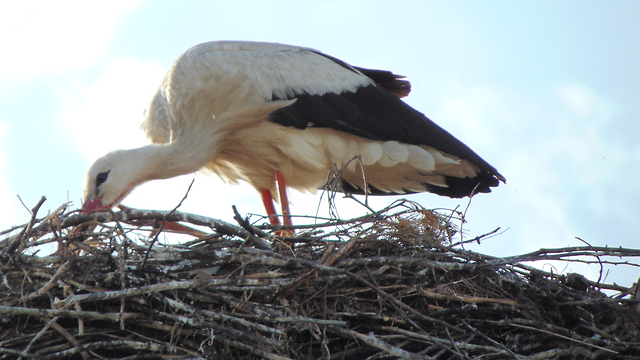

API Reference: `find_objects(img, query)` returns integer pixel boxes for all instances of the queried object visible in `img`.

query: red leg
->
[274,170,295,238]
[260,188,281,226]
[275,170,293,229]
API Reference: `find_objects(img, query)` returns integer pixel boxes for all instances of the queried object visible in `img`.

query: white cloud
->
[436,82,517,153]
[56,57,166,161]
[426,80,625,259]
[0,121,20,229]
[0,0,143,84]
[557,84,599,118]
[552,84,622,188]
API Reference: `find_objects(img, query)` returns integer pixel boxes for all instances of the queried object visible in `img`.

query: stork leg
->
[274,170,293,230]
[260,188,281,226]
[260,171,293,236]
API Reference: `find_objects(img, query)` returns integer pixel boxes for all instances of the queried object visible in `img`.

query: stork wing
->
[143,41,504,197]
[266,50,504,196]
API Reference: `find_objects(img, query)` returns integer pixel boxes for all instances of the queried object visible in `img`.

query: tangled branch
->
[1,199,639,359]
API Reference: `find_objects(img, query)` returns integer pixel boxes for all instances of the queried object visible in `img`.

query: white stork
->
[82,41,505,230]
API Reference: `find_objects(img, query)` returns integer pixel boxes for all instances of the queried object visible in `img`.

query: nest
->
[1,197,640,359]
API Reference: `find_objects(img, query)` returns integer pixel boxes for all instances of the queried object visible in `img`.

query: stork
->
[82,41,505,231]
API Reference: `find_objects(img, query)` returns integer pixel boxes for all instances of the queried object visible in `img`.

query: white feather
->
[407,145,436,171]
[360,142,384,166]
[378,141,410,167]
[84,40,492,212]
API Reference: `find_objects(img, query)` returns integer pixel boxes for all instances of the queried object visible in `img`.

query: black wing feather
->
[267,66,505,197]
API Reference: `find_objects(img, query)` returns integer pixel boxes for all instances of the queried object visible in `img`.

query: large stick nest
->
[1,197,639,359]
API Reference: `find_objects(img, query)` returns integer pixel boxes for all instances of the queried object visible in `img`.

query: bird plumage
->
[83,40,505,215]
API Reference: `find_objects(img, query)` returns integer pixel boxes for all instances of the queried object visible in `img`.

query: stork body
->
[82,41,505,228]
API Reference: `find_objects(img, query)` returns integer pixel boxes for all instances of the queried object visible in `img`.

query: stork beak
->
[82,196,107,213]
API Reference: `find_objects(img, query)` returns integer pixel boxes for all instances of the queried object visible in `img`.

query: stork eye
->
[96,171,110,187]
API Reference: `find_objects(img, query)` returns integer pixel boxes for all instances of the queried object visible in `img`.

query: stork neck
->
[133,129,223,182]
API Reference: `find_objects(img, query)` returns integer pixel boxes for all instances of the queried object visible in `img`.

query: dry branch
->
[1,199,639,359]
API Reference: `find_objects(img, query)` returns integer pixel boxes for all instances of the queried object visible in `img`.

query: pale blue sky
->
[1,1,639,286]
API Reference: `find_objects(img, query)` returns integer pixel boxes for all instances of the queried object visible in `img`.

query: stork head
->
[82,150,141,213]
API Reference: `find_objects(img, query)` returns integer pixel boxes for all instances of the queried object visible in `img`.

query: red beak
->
[82,196,107,213]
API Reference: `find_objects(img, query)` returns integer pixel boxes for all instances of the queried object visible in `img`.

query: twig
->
[214,337,292,360]
[19,260,71,303]
[56,278,290,308]
[2,196,46,258]
[35,340,175,360]
[0,348,33,359]
[19,316,59,359]
[0,305,143,321]
[132,302,283,349]
[363,266,470,359]
[157,293,285,336]
[575,236,605,285]
[492,319,618,354]
[450,227,504,248]
[48,319,90,359]
[16,194,32,214]
[329,327,427,360]
[232,205,272,249]
[461,321,522,359]
[140,179,195,272]
[62,209,252,239]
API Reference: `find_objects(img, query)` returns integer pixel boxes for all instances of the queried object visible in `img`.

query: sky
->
[1,1,639,288]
